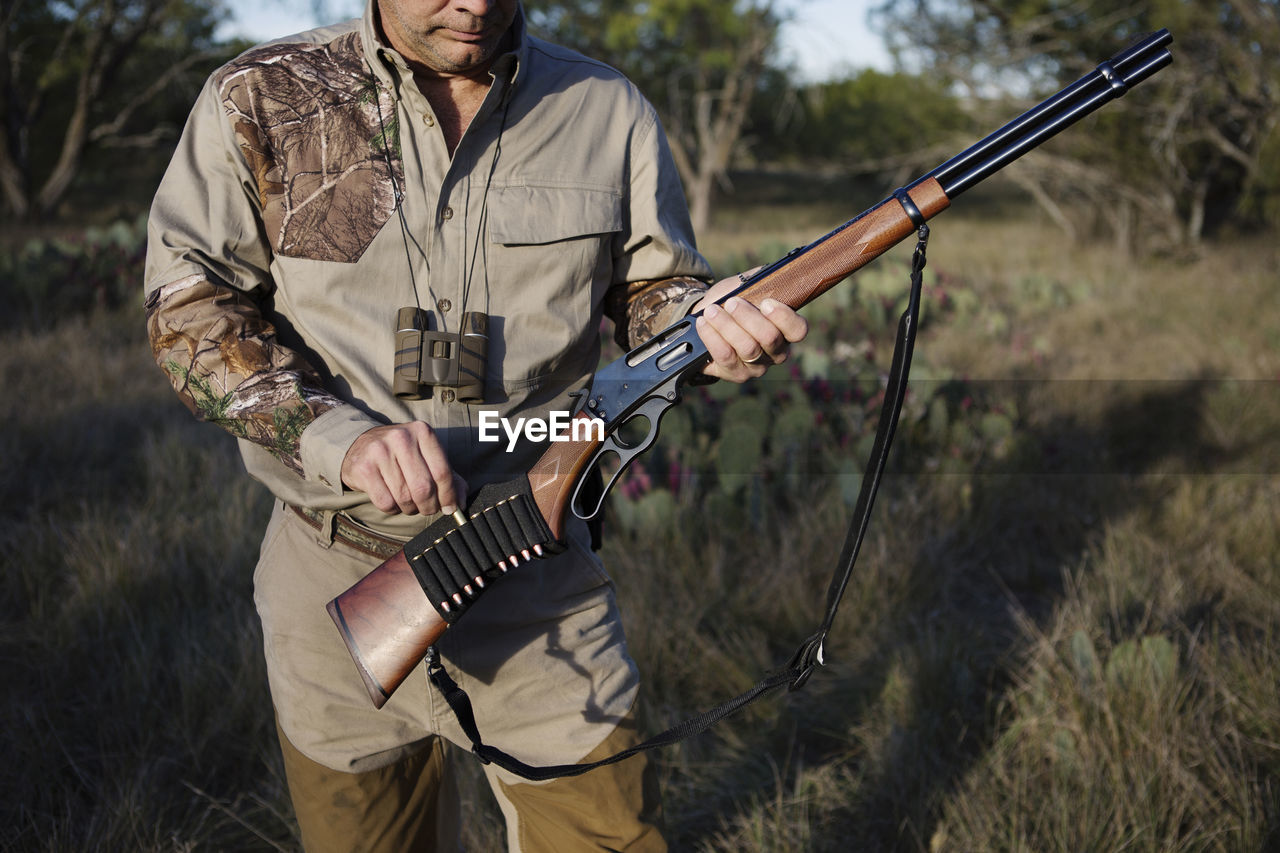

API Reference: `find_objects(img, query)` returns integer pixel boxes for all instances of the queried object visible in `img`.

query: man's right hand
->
[340,422,466,516]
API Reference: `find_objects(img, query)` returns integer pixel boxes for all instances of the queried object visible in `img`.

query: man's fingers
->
[697,295,805,380]
[693,287,812,382]
[362,474,400,515]
[450,472,469,513]
[341,434,399,513]
[723,297,790,362]
[404,422,455,514]
[761,298,809,347]
[365,461,415,515]
[695,308,738,366]
[697,315,766,383]
[692,265,765,311]
[341,422,462,516]
[371,449,423,516]
[394,457,440,515]
[371,427,430,515]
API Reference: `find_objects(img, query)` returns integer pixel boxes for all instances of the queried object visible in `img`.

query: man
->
[145,0,806,848]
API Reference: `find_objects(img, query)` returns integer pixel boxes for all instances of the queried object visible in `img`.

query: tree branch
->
[88,47,218,143]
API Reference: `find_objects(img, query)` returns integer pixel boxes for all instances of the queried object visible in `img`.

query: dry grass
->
[1,199,1277,851]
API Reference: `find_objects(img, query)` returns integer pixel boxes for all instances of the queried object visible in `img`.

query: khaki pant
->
[259,501,662,851]
[255,501,641,775]
[278,711,665,852]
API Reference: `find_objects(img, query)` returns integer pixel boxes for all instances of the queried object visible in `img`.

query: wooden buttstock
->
[327,423,602,709]
[326,550,448,709]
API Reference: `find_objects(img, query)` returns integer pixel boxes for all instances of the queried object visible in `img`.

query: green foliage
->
[0,215,148,329]
[2,0,242,220]
[270,394,314,461]
[166,360,234,424]
[526,0,782,84]
[1104,634,1179,696]
[752,68,974,167]
[871,0,1280,241]
[165,360,318,466]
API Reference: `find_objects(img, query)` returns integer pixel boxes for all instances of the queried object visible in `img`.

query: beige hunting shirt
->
[144,3,711,771]
[145,4,710,538]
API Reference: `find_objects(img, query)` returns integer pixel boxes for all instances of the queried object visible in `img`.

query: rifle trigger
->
[566,386,590,417]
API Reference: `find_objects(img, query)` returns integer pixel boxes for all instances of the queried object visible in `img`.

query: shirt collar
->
[361,0,527,96]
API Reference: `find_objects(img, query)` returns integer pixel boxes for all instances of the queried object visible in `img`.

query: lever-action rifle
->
[327,30,1174,711]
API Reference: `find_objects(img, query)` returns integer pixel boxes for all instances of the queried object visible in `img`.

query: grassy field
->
[1,190,1277,851]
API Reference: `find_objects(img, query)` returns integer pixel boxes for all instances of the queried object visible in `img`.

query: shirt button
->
[440,389,456,403]
[441,207,454,221]
[437,298,452,313]
[422,112,435,127]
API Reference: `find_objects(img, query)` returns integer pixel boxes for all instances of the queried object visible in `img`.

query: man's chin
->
[419,39,501,74]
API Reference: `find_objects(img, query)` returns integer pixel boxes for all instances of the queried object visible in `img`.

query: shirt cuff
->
[674,288,708,319]
[298,405,383,495]
[641,278,709,343]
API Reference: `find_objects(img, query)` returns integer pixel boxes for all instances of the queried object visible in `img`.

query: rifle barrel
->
[928,29,1173,199]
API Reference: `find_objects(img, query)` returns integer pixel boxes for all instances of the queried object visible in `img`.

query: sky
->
[218,0,893,80]
[782,0,891,79]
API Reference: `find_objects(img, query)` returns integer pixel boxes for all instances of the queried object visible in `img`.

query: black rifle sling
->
[428,219,932,781]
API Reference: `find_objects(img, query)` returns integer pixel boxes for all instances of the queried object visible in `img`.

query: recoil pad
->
[404,476,565,623]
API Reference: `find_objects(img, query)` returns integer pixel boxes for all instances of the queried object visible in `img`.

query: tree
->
[750,67,974,186]
[871,0,1280,246]
[1,0,233,221]
[525,0,786,232]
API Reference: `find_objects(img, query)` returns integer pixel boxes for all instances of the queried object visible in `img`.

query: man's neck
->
[414,71,493,155]
[380,22,515,155]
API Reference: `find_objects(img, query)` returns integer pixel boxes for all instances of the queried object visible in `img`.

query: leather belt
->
[287,504,405,561]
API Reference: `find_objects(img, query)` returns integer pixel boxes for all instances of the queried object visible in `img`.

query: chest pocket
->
[489,183,622,244]
[486,183,623,384]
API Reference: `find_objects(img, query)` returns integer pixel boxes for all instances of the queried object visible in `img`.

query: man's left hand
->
[694,274,809,383]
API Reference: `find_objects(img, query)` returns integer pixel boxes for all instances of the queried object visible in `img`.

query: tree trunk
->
[35,78,93,218]
[662,7,773,236]
[0,142,30,219]
[687,166,714,235]
[1186,177,1208,245]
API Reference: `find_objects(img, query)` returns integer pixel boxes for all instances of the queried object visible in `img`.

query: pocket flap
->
[489,184,623,245]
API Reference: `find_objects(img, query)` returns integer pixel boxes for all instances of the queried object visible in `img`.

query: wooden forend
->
[738,178,950,311]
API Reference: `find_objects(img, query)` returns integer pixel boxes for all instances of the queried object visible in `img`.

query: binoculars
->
[393,307,488,402]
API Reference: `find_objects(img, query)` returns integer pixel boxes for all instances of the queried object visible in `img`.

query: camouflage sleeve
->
[145,273,345,476]
[604,275,710,351]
